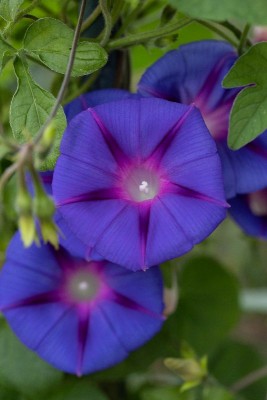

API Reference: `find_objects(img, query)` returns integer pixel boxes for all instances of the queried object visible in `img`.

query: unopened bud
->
[16,188,32,215]
[39,218,59,249]
[18,214,36,247]
[154,34,178,48]
[33,192,55,220]
[165,358,204,382]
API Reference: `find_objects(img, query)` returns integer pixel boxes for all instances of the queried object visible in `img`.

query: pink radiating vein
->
[194,52,236,109]
[88,108,128,166]
[111,291,164,320]
[0,290,60,312]
[76,308,90,376]
[57,187,122,207]
[138,204,151,269]
[247,141,267,159]
[138,83,175,101]
[54,247,75,272]
[149,105,195,165]
[168,182,229,208]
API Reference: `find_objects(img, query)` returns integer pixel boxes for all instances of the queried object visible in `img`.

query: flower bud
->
[164,358,204,382]
[18,214,36,247]
[33,191,55,220]
[15,187,32,215]
[39,219,59,249]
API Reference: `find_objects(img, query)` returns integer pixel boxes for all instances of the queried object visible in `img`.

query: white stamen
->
[124,166,160,202]
[78,281,89,291]
[139,180,149,194]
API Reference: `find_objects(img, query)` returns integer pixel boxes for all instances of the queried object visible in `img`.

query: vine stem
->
[99,0,113,46]
[33,0,86,145]
[238,23,251,55]
[220,20,252,47]
[231,365,267,393]
[196,19,239,48]
[81,4,101,33]
[1,0,87,190]
[107,17,193,50]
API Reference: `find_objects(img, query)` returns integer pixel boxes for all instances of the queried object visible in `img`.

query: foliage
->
[0,1,267,400]
[169,0,267,24]
[223,43,267,149]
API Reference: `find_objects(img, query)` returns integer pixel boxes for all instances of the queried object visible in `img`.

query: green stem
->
[196,19,239,48]
[63,70,101,105]
[99,0,113,47]
[113,4,141,38]
[33,0,87,144]
[28,163,45,197]
[238,23,251,55]
[231,365,267,393]
[107,17,193,50]
[81,4,101,33]
[220,20,252,47]
[111,0,126,26]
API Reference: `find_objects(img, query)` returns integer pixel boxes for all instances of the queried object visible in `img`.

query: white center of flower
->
[68,270,100,302]
[139,180,149,194]
[125,168,160,202]
[78,281,90,291]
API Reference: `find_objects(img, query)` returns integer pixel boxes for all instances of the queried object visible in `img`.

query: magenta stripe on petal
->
[88,108,128,166]
[247,142,267,159]
[168,182,229,208]
[138,204,151,269]
[150,105,195,164]
[111,291,164,320]
[137,83,174,101]
[77,308,90,376]
[57,187,122,207]
[0,291,60,312]
[195,52,236,109]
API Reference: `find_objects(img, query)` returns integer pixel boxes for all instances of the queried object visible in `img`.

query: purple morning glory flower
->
[229,189,267,238]
[64,88,135,122]
[0,233,164,375]
[53,97,227,271]
[138,40,267,199]
[32,90,137,260]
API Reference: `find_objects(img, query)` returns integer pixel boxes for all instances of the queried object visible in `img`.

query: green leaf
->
[223,43,267,149]
[211,340,267,400]
[140,387,194,400]
[169,0,267,24]
[10,56,66,170]
[202,385,235,400]
[47,380,109,400]
[93,257,240,382]
[0,0,24,22]
[172,256,240,354]
[0,321,63,398]
[0,36,14,73]
[0,142,11,159]
[23,18,108,77]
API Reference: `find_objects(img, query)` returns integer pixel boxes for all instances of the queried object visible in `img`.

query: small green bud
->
[154,34,179,48]
[16,188,32,215]
[164,358,205,382]
[39,218,59,249]
[33,192,55,220]
[18,214,36,247]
